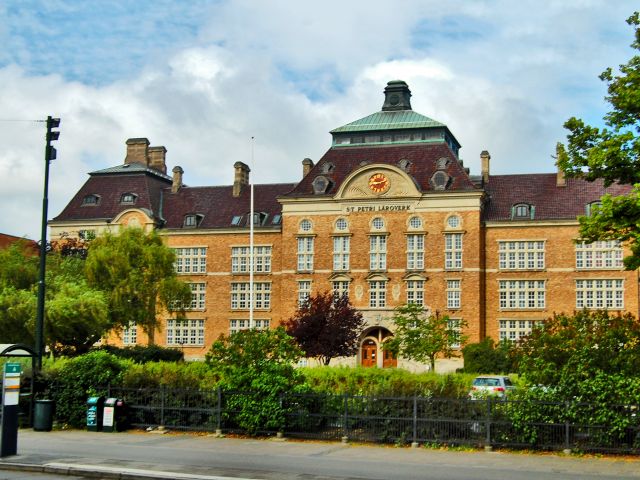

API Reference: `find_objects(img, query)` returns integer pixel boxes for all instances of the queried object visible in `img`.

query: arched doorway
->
[360,327,396,368]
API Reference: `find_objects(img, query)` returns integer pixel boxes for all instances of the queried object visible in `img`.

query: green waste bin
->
[87,396,104,431]
[33,399,55,432]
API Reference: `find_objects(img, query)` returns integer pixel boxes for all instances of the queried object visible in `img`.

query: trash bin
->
[102,398,127,432]
[33,399,55,432]
[87,396,104,432]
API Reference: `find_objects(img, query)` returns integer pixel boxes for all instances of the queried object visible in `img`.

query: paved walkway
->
[2,429,640,480]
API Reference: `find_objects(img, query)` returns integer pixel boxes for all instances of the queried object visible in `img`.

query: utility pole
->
[35,116,60,372]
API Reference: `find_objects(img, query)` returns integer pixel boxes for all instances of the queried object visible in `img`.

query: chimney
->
[302,158,314,178]
[148,146,167,174]
[172,166,184,193]
[233,161,250,197]
[125,138,150,166]
[556,143,567,187]
[480,150,491,185]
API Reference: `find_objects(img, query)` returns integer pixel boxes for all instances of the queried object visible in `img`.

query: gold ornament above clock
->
[368,173,390,194]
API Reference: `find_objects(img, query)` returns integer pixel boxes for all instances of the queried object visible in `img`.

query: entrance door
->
[361,339,377,368]
[382,347,397,368]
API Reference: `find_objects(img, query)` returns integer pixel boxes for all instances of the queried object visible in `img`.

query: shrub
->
[462,338,515,374]
[94,344,184,363]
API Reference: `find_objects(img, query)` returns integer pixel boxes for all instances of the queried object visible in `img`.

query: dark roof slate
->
[162,183,297,229]
[483,174,632,221]
[286,143,477,197]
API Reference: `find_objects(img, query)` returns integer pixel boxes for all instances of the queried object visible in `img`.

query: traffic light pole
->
[35,116,60,373]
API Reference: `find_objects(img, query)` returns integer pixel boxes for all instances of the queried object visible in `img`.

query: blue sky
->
[0,0,636,239]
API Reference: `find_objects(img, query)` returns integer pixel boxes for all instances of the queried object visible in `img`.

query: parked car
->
[469,375,515,399]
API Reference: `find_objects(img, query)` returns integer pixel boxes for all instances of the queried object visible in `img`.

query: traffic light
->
[46,116,61,161]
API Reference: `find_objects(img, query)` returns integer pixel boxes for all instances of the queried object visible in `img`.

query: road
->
[2,429,640,480]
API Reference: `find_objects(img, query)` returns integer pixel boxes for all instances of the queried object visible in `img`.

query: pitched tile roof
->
[52,171,171,222]
[285,143,477,197]
[483,174,632,221]
[161,183,297,229]
[0,233,38,252]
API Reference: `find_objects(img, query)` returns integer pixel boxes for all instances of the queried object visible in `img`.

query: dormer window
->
[271,214,282,225]
[231,215,243,226]
[184,214,203,228]
[247,212,268,227]
[312,175,332,194]
[430,171,450,190]
[321,162,335,174]
[120,192,137,204]
[586,201,602,217]
[82,194,100,206]
[512,203,534,220]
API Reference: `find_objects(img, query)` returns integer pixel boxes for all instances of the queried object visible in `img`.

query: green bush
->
[94,344,183,363]
[120,360,220,389]
[462,338,515,374]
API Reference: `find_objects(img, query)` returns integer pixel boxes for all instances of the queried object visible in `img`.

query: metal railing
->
[53,385,640,454]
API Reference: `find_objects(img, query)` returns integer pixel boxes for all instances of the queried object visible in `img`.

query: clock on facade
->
[368,173,390,194]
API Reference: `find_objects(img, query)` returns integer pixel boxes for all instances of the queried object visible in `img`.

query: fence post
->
[216,387,222,431]
[563,401,571,454]
[485,397,492,451]
[411,395,419,448]
[341,393,349,443]
[160,385,165,427]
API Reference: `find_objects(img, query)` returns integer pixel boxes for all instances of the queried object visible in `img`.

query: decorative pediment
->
[334,164,421,200]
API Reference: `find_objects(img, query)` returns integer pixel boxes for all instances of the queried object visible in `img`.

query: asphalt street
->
[1,429,640,480]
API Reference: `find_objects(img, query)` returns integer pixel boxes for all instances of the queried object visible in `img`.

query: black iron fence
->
[59,385,640,454]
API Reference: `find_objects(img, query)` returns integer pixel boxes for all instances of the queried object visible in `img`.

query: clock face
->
[368,173,390,194]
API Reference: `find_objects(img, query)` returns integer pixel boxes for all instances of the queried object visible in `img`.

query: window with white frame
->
[231,246,272,273]
[230,282,271,309]
[333,236,350,271]
[499,319,538,342]
[408,216,422,229]
[498,241,545,270]
[335,218,348,231]
[299,219,312,232]
[369,280,386,308]
[297,237,314,271]
[370,235,387,270]
[122,321,137,345]
[499,280,546,309]
[575,241,623,269]
[446,280,461,309]
[576,279,624,309]
[166,319,204,346]
[230,318,270,334]
[188,282,206,310]
[174,247,207,274]
[372,217,385,230]
[332,280,349,300]
[406,280,424,306]
[444,233,463,269]
[298,280,311,307]
[407,234,424,270]
[448,318,462,348]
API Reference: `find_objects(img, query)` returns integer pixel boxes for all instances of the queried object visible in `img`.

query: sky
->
[0,0,635,239]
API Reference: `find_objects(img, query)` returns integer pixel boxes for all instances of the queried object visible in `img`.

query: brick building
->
[50,80,638,370]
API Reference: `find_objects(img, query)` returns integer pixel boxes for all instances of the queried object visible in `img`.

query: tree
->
[285,292,364,365]
[0,242,39,290]
[383,304,467,372]
[462,338,515,374]
[85,228,192,342]
[205,327,307,433]
[557,12,640,267]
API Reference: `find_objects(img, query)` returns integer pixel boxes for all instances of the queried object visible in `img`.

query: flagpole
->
[249,136,255,329]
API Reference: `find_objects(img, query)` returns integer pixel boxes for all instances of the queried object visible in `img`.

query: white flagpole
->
[249,136,255,329]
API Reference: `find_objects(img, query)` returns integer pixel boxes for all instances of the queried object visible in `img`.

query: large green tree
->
[557,12,640,268]
[85,228,191,342]
[383,304,467,372]
[285,292,364,365]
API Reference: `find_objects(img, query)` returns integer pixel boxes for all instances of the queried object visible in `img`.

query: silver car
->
[469,375,515,399]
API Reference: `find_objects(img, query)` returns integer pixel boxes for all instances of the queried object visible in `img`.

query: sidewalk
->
[2,429,640,480]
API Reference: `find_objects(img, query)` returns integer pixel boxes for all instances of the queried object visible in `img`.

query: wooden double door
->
[360,338,397,368]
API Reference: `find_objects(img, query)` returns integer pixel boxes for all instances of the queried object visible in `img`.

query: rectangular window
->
[231,246,272,273]
[406,280,424,306]
[332,281,349,300]
[188,282,206,310]
[332,236,350,271]
[230,282,271,310]
[369,280,386,308]
[445,233,463,270]
[407,234,425,270]
[122,321,137,345]
[166,319,205,346]
[576,279,624,309]
[448,318,462,348]
[297,237,314,271]
[575,241,623,269]
[499,280,546,309]
[298,280,311,307]
[230,318,270,334]
[174,247,207,274]
[498,241,545,270]
[370,235,387,270]
[499,319,539,342]
[446,280,461,309]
